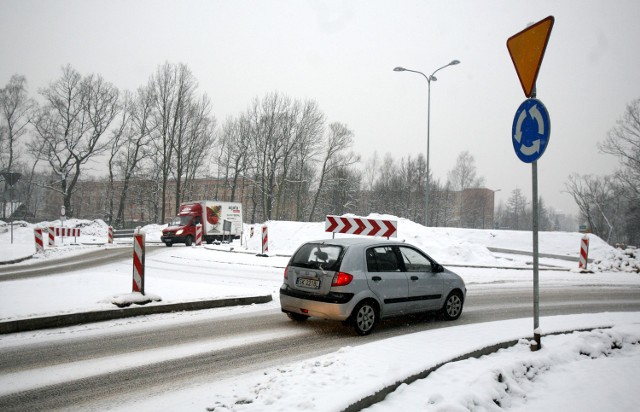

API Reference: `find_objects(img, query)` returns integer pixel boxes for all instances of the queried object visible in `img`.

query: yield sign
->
[507,16,554,98]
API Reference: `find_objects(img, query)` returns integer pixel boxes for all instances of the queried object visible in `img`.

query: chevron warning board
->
[325,215,397,238]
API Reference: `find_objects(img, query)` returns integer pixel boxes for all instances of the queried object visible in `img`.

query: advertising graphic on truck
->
[161,201,243,246]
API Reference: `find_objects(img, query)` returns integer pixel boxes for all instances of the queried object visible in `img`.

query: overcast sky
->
[2,0,639,216]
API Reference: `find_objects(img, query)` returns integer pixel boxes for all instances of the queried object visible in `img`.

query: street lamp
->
[394,60,460,226]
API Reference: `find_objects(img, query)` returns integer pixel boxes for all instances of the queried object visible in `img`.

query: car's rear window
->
[291,243,343,271]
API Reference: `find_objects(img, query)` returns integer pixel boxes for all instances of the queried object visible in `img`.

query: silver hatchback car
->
[279,237,466,335]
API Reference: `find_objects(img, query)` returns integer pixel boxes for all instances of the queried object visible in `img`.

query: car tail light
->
[284,266,289,280]
[331,272,353,287]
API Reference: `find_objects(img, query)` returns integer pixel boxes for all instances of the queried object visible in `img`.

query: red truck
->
[161,201,243,246]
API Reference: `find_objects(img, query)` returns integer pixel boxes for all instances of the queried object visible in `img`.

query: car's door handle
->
[372,276,382,281]
[410,276,419,281]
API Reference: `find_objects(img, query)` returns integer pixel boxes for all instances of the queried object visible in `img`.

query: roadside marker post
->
[132,228,146,295]
[195,224,203,246]
[48,227,55,247]
[262,225,269,254]
[107,226,113,245]
[34,228,44,253]
[579,235,590,270]
[258,225,269,257]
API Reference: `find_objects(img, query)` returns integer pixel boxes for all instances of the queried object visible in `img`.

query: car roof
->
[302,237,404,247]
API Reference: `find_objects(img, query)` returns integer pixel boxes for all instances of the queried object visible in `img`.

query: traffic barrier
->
[48,227,55,247]
[325,215,398,238]
[45,227,81,244]
[107,226,113,244]
[34,228,44,253]
[55,227,81,237]
[262,225,269,254]
[579,235,589,270]
[195,224,203,246]
[132,229,145,294]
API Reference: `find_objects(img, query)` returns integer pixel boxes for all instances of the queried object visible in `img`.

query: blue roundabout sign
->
[512,98,550,163]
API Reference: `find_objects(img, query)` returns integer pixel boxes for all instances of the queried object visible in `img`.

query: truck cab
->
[161,207,202,246]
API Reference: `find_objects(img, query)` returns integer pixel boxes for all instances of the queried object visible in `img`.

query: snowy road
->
[1,284,639,411]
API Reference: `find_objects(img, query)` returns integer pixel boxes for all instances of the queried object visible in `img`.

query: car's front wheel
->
[185,235,193,246]
[351,300,378,335]
[442,291,464,320]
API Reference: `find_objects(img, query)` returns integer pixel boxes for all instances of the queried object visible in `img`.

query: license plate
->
[296,277,320,289]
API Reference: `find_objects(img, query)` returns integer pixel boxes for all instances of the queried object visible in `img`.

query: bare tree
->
[0,74,35,218]
[148,62,197,222]
[447,150,485,191]
[599,98,640,200]
[0,75,34,171]
[172,93,216,208]
[31,65,119,217]
[506,188,529,230]
[308,122,359,221]
[113,85,156,227]
[105,91,133,225]
[447,151,485,226]
[565,174,618,242]
[218,115,251,202]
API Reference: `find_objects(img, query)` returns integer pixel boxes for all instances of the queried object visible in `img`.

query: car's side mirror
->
[433,263,444,273]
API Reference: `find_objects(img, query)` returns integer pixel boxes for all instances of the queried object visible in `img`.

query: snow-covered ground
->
[1,217,639,411]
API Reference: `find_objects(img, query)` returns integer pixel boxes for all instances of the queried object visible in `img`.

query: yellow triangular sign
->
[507,16,554,98]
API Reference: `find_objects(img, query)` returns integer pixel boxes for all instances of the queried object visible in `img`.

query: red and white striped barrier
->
[34,228,44,253]
[325,215,398,238]
[46,227,81,245]
[48,227,55,247]
[195,224,203,246]
[55,227,81,237]
[132,230,146,294]
[107,226,113,244]
[262,225,269,254]
[579,235,589,270]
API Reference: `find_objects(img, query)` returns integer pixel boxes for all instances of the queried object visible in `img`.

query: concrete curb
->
[343,326,608,412]
[0,294,273,334]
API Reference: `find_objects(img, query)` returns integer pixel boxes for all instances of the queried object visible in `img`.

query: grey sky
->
[2,0,639,215]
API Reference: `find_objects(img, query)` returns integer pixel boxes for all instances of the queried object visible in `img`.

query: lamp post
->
[394,60,460,226]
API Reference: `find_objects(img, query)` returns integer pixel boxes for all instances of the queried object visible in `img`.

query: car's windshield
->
[291,243,342,271]
[171,216,192,226]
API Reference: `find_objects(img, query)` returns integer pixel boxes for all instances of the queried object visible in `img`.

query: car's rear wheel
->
[286,312,309,322]
[351,300,378,335]
[442,291,464,320]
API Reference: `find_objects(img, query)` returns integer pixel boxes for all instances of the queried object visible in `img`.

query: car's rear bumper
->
[279,285,355,321]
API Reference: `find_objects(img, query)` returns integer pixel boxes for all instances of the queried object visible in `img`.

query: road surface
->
[1,282,638,411]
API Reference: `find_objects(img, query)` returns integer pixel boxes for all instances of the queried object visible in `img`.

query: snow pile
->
[109,292,162,308]
[366,324,640,411]
[591,246,640,273]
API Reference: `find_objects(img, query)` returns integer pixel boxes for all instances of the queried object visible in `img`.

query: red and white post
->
[132,229,146,294]
[48,226,55,247]
[261,225,269,254]
[195,223,203,246]
[579,235,589,270]
[107,226,113,245]
[34,228,44,253]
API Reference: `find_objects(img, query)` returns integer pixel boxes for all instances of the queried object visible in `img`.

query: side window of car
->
[367,246,401,272]
[399,246,432,272]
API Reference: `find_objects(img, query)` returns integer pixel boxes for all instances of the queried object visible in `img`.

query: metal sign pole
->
[532,160,541,350]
